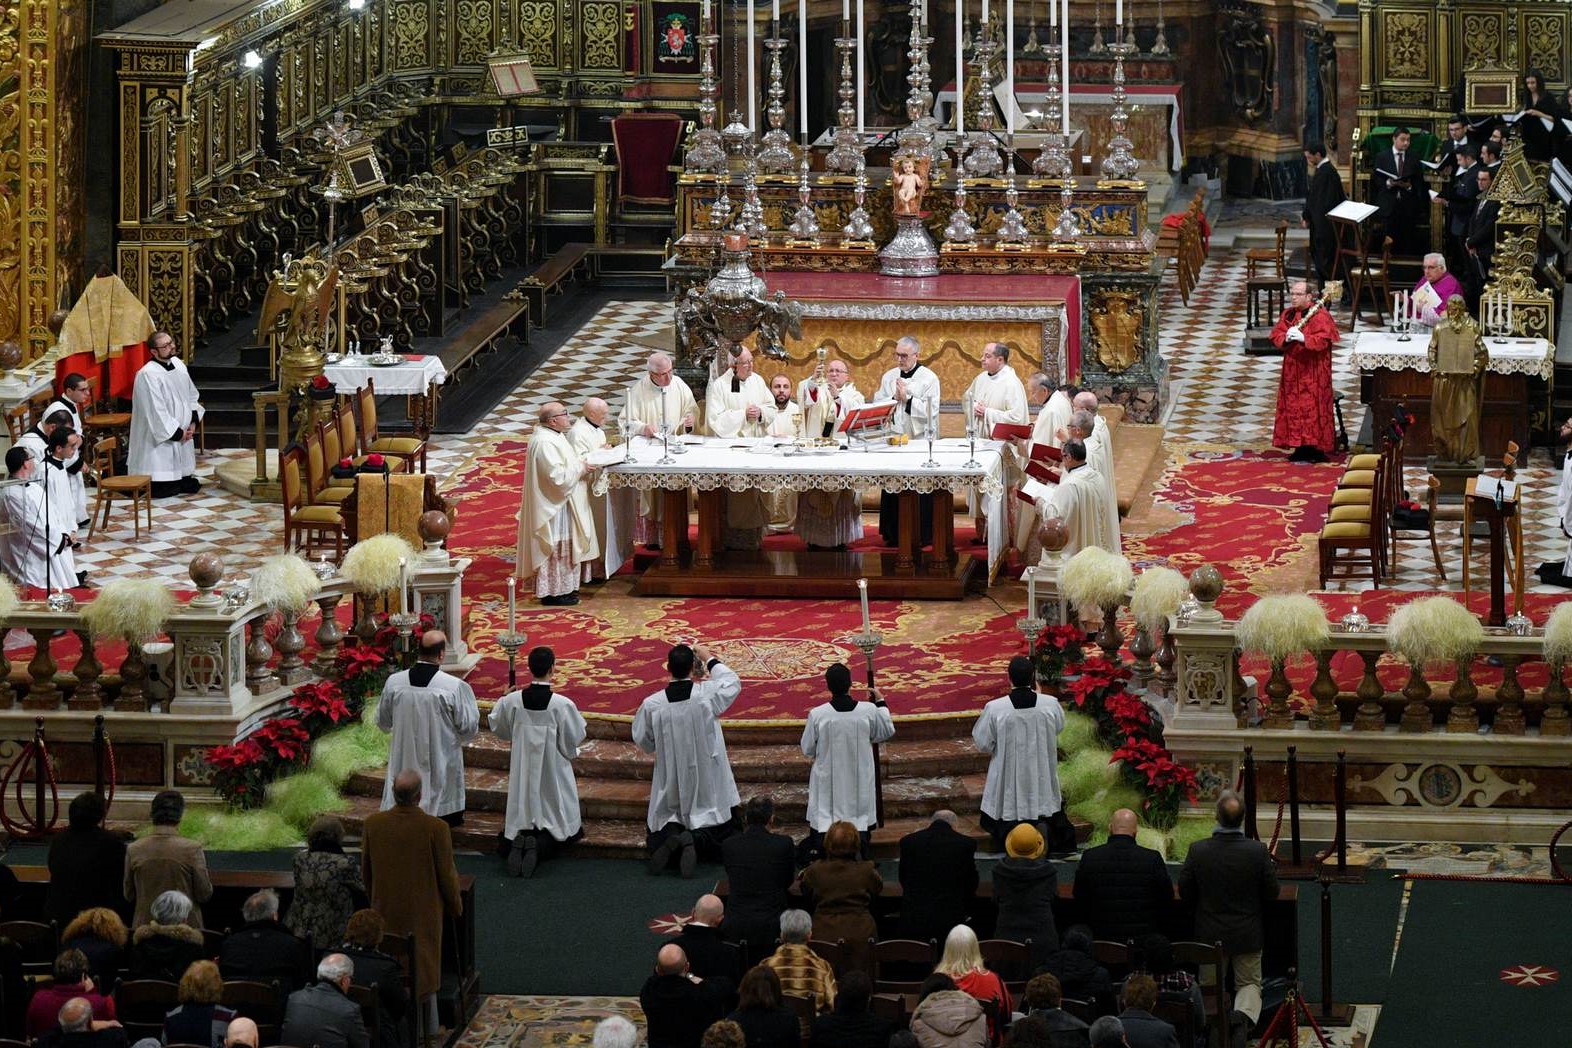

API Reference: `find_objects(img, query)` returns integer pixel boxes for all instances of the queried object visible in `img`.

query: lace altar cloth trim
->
[1350,334,1553,380]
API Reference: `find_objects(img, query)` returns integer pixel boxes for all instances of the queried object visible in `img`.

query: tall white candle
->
[858,578,871,634]
[855,0,865,134]
[773,0,780,19]
[956,0,965,134]
[842,0,848,20]
[747,0,757,132]
[398,557,408,615]
[1006,0,1015,135]
[1026,566,1037,615]
[702,0,711,25]
[1060,0,1069,136]
[507,576,516,633]
[1050,0,1056,28]
[982,0,989,24]
[1116,0,1123,25]
[1507,295,1513,332]
[799,0,809,138]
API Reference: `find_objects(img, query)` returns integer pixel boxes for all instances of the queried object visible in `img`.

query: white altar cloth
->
[1350,332,1554,380]
[323,356,449,395]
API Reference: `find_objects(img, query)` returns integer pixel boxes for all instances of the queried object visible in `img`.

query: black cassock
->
[1302,160,1346,282]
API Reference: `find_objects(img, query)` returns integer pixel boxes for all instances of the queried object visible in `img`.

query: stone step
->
[575,713,979,745]
[461,733,993,782]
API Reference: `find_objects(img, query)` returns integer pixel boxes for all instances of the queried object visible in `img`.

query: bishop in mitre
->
[517,402,600,607]
[1427,295,1489,463]
[1014,375,1074,557]
[876,336,942,545]
[0,446,76,591]
[127,332,205,498]
[377,631,481,824]
[801,664,895,850]
[620,352,699,547]
[1034,439,1116,561]
[567,397,611,583]
[963,342,1030,532]
[705,348,777,549]
[799,358,868,549]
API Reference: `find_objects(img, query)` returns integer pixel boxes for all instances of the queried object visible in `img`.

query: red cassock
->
[1269,306,1340,453]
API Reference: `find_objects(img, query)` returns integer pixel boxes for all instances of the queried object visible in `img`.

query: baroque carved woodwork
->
[1217,10,1276,123]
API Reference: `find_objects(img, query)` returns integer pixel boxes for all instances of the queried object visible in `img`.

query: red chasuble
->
[1269,306,1340,453]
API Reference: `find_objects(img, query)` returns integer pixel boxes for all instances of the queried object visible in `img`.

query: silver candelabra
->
[684,28,726,173]
[758,35,796,173]
[826,28,864,173]
[944,165,977,247]
[998,173,1031,244]
[788,153,820,243]
[963,30,1004,178]
[1090,0,1107,51]
[1100,38,1142,180]
[842,162,875,241]
[1151,0,1171,54]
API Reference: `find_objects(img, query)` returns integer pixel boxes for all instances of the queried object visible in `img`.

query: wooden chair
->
[378,931,421,1048]
[87,436,153,540]
[305,424,354,506]
[114,979,181,1041]
[221,979,286,1045]
[358,378,428,472]
[1319,456,1387,587]
[27,389,54,428]
[808,938,846,973]
[872,938,939,996]
[334,400,407,473]
[1388,474,1446,583]
[1093,938,1135,980]
[82,375,133,444]
[281,445,345,559]
[1060,997,1096,1024]
[783,992,817,1039]
[1154,996,1198,1048]
[1171,941,1233,1048]
[0,919,57,980]
[1246,220,1288,280]
[978,938,1032,996]
[202,927,227,959]
[347,982,382,1048]
[3,403,29,443]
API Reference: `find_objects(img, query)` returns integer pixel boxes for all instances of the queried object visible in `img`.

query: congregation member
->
[35,998,125,1048]
[490,645,587,878]
[1410,253,1467,326]
[517,401,600,606]
[43,372,93,527]
[25,951,115,1039]
[1115,976,1179,1048]
[46,792,127,929]
[224,1018,260,1048]
[361,771,464,1044]
[1301,142,1345,282]
[896,811,978,944]
[218,889,313,992]
[974,655,1071,854]
[1178,791,1278,1045]
[60,909,128,992]
[622,351,700,546]
[124,790,211,928]
[763,911,838,1016]
[162,960,236,1048]
[876,336,942,545]
[935,926,1013,1043]
[1071,810,1172,944]
[641,944,732,1048]
[706,350,776,548]
[1138,936,1205,1044]
[285,815,366,952]
[127,891,205,982]
[1269,280,1339,464]
[800,664,894,857]
[338,910,411,1048]
[796,358,867,549]
[1087,1017,1126,1048]
[1036,927,1114,1016]
[567,396,611,584]
[1370,127,1426,256]
[909,974,987,1048]
[992,823,1059,967]
[377,630,479,824]
[726,966,801,1048]
[595,1016,638,1048]
[635,642,743,876]
[280,954,370,1048]
[720,798,797,962]
[666,895,743,986]
[808,970,884,1048]
[1023,974,1090,1048]
[800,822,882,975]
[0,447,74,590]
[1034,440,1115,562]
[127,330,204,498]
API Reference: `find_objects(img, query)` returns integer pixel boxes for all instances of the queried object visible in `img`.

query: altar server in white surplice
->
[876,336,942,545]
[973,655,1067,853]
[567,397,610,583]
[127,331,204,498]
[801,663,894,841]
[705,349,777,549]
[1034,440,1116,561]
[0,446,74,590]
[377,631,481,822]
[1069,397,1121,552]
[1014,375,1073,555]
[517,402,600,606]
[633,642,743,877]
[42,430,85,584]
[489,645,587,878]
[621,352,699,546]
[44,373,92,525]
[963,342,1030,526]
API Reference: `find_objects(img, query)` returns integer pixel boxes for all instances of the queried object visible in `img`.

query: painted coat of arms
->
[658,13,696,63]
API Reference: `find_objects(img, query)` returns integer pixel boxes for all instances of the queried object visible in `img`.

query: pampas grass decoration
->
[1130,567,1188,634]
[1061,547,1134,610]
[81,579,176,641]
[251,554,322,613]
[0,574,18,621]
[340,534,416,595]
[1545,603,1572,665]
[1167,812,1216,860]
[1236,594,1330,662]
[1388,595,1485,665]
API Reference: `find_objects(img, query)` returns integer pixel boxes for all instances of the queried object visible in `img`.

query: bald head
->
[538,401,573,432]
[418,630,447,662]
[656,944,689,975]
[392,770,423,806]
[58,998,93,1033]
[692,894,725,925]
[1073,391,1099,413]
[733,349,755,380]
[225,1017,260,1048]
[932,809,958,827]
[1109,809,1139,837]
[583,397,609,426]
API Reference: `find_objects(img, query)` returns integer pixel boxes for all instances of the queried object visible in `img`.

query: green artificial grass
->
[1166,813,1215,860]
[264,769,349,831]
[309,707,390,786]
[176,808,302,851]
[1058,710,1100,754]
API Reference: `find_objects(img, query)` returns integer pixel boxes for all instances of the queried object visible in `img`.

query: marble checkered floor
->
[68,245,1571,600]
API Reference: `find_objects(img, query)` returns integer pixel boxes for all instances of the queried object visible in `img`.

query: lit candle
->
[1060,0,1069,136]
[956,0,965,135]
[855,0,865,135]
[858,577,871,634]
[748,0,757,132]
[799,0,809,138]
[507,575,516,634]
[1027,566,1037,616]
[1006,0,1015,136]
[398,557,408,615]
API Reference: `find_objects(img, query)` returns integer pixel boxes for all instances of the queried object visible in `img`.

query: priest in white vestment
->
[801,664,895,850]
[962,342,1030,531]
[567,397,610,583]
[0,447,75,590]
[620,352,700,546]
[633,642,743,876]
[127,332,204,498]
[44,373,92,525]
[876,336,943,545]
[489,645,587,878]
[517,402,600,606]
[705,349,776,549]
[1538,416,1572,587]
[973,655,1069,853]
[1035,440,1116,561]
[796,360,868,549]
[1014,375,1073,556]
[1069,399,1121,553]
[377,631,481,823]
[765,375,803,534]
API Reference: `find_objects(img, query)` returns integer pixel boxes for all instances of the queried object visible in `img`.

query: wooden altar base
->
[630,548,981,600]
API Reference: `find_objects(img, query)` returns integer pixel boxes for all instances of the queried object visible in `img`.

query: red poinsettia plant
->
[1110,737,1200,828]
[1032,623,1086,685]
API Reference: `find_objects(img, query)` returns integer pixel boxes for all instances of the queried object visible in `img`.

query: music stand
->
[841,401,898,449]
[1328,199,1381,330]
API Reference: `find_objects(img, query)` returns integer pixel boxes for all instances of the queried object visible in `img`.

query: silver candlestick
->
[963,30,1004,177]
[1053,178,1081,239]
[1090,0,1107,51]
[998,173,1030,244]
[1018,615,1046,654]
[758,35,796,173]
[842,162,875,241]
[657,431,677,465]
[788,154,821,243]
[1023,0,1041,52]
[826,29,864,173]
[740,162,768,239]
[496,629,528,691]
[1151,0,1171,54]
[902,1,941,170]
[709,180,733,228]
[685,28,727,173]
[1100,39,1142,180]
[1034,43,1072,176]
[944,174,977,245]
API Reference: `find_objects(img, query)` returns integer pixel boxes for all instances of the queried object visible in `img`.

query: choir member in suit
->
[1301,142,1345,282]
[1370,128,1426,256]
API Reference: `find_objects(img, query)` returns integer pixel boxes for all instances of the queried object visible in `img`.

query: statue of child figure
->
[892,154,931,216]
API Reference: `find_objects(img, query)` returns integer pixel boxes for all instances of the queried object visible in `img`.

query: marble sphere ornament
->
[189,552,225,607]
[0,341,21,371]
[1188,563,1224,603]
[418,510,451,543]
[47,309,69,337]
[1039,517,1069,553]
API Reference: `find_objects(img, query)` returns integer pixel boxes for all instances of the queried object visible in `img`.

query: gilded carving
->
[1090,290,1144,373]
[1218,13,1276,122]
[391,1,430,69]
[580,1,622,71]
[456,0,494,65]
[1382,11,1430,81]
[0,0,20,346]
[520,1,559,68]
[1460,12,1501,70]
[1522,14,1565,84]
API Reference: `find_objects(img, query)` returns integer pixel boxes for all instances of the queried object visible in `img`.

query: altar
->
[598,436,1007,599]
[1351,332,1553,458]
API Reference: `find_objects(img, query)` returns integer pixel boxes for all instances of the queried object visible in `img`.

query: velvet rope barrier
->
[0,717,60,840]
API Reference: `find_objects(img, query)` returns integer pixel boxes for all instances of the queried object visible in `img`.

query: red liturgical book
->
[404,354,426,361]
[1015,488,1039,505]
[1029,443,1062,462]
[991,422,1033,440]
[1025,462,1061,485]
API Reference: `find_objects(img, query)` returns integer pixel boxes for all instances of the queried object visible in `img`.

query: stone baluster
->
[1398,660,1432,732]
[1261,656,1294,730]
[0,644,13,709]
[1231,650,1250,727]
[1309,650,1339,729]
[245,615,276,694]
[274,608,310,685]
[1542,657,1571,736]
[22,629,60,710]
[314,593,345,679]
[1129,623,1156,692]
[67,630,104,710]
[117,643,149,712]
[352,595,379,644]
[1353,650,1386,731]
[1095,602,1124,663]
[1153,621,1178,698]
[1445,654,1479,733]
[1494,654,1525,735]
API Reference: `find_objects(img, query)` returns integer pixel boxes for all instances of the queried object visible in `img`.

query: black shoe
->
[510,835,539,878]
[677,831,697,878]
[77,519,90,530]
[76,572,89,588]
[540,592,580,606]
[1230,1010,1253,1046]
[507,836,526,876]
[648,833,679,875]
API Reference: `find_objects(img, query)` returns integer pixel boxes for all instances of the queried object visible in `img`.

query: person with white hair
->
[517,401,600,606]
[934,925,1013,1043]
[39,996,125,1048]
[1411,253,1465,327]
[705,348,776,550]
[593,1016,639,1048]
[621,351,700,547]
[218,888,313,991]
[1066,400,1120,551]
[126,891,205,982]
[281,953,370,1048]
[795,357,869,549]
[875,336,942,545]
[760,909,837,1010]
[568,396,611,583]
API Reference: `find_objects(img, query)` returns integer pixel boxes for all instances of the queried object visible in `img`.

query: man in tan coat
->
[362,770,463,1042]
[124,789,212,928]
